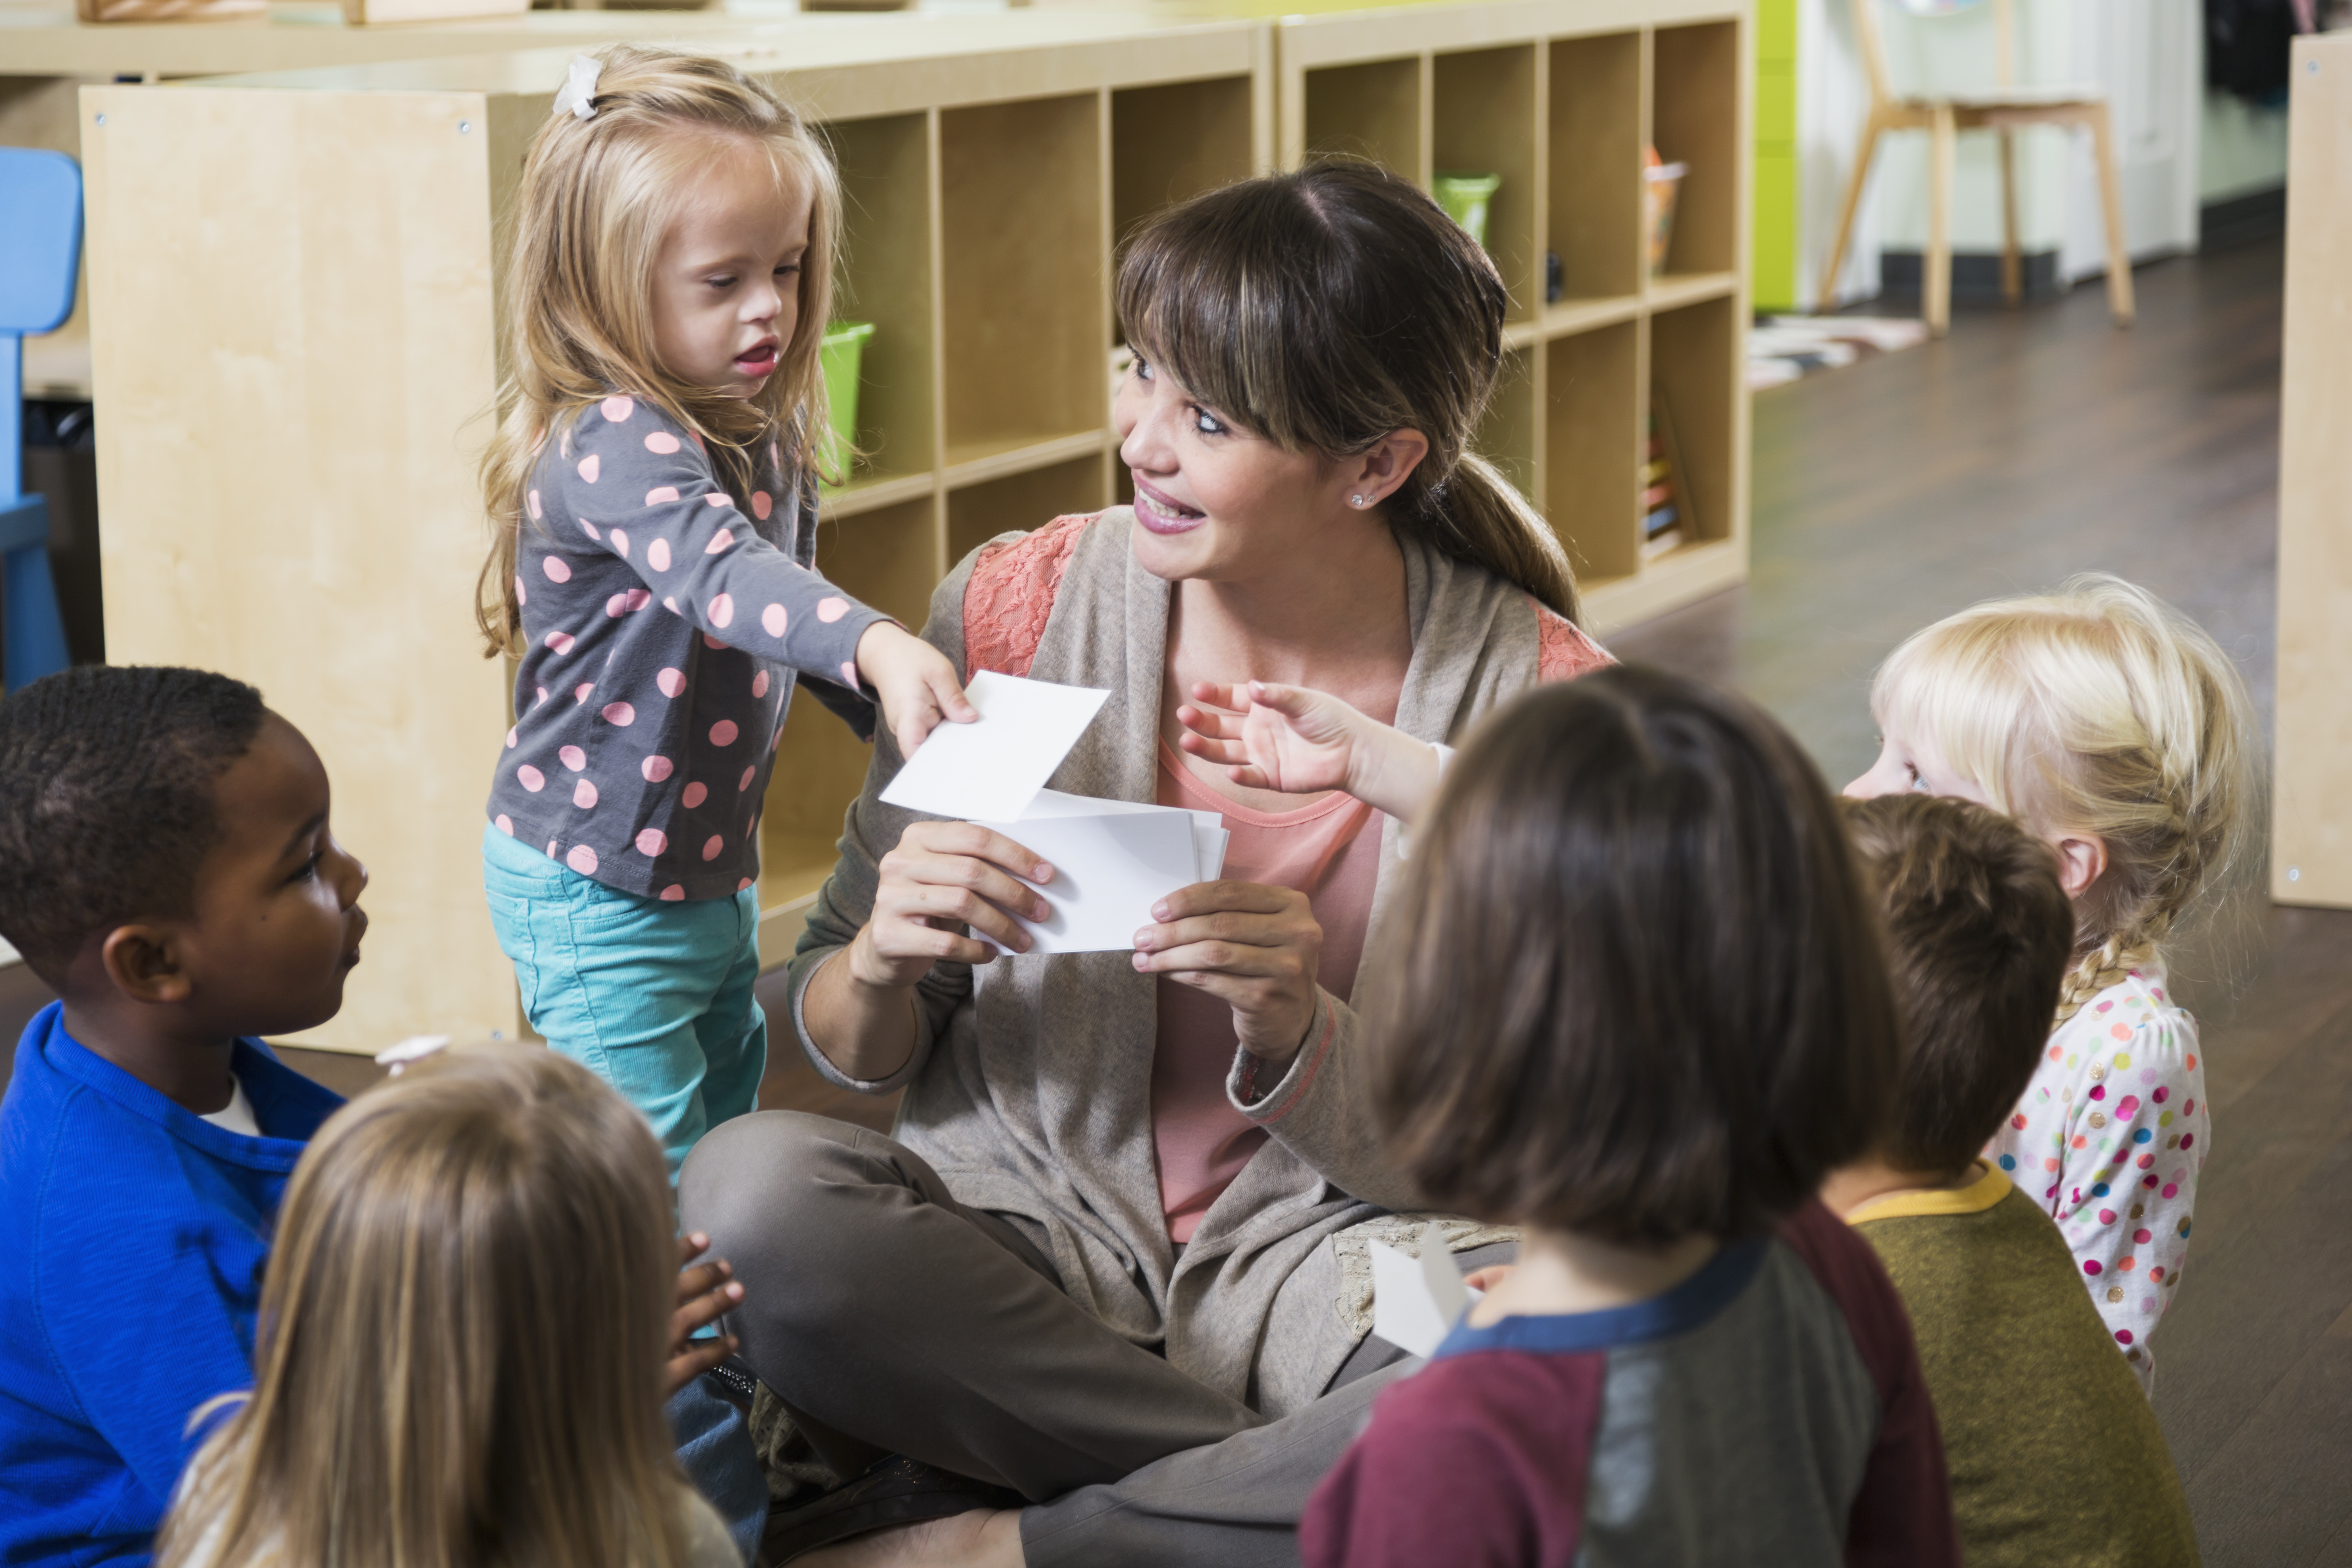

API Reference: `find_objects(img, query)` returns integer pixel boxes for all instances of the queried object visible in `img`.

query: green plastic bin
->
[1432,173,1501,250]
[818,320,875,481]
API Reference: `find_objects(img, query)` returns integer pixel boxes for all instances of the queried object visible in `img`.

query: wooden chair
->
[1818,0,2134,336]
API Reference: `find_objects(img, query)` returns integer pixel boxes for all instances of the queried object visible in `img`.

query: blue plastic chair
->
[0,148,82,693]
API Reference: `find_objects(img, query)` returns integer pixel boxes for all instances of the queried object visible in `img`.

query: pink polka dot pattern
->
[645,431,682,455]
[738,877,755,892]
[572,779,598,809]
[516,575,526,606]
[763,604,787,638]
[505,726,518,749]
[710,719,739,746]
[648,539,672,572]
[543,557,572,584]
[578,454,601,483]
[710,594,735,629]
[518,765,546,793]
[495,813,514,835]
[642,755,674,783]
[600,395,635,423]
[566,844,599,875]
[527,490,543,520]
[637,829,668,856]
[702,835,725,861]
[660,885,686,902]
[739,765,757,792]
[752,670,770,699]
[707,494,732,510]
[646,487,680,506]
[841,662,860,690]
[601,701,636,726]
[559,745,587,771]
[655,668,686,699]
[574,684,594,705]
[707,529,736,554]
[545,630,575,655]
[704,634,728,652]
[817,597,850,623]
[683,782,709,809]
[752,491,773,520]
[611,528,630,558]
[579,519,601,541]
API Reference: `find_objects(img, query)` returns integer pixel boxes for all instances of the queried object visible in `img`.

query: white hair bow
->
[552,55,602,122]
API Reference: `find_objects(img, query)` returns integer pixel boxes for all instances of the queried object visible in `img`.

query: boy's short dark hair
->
[1370,667,1899,1247]
[1840,793,2076,1174]
[0,666,268,985]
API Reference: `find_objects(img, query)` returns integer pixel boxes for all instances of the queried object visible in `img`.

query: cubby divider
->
[1649,21,1741,281]
[1646,295,1737,548]
[827,112,935,485]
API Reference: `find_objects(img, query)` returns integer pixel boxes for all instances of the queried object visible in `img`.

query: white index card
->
[879,671,1110,823]
[1370,1226,1474,1359]
[973,806,1200,953]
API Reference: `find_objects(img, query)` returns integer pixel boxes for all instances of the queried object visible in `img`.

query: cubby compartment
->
[1543,321,1640,585]
[1648,22,1740,280]
[1547,32,1644,304]
[1432,46,1540,320]
[947,453,1110,568]
[1475,347,1539,502]
[940,94,1107,472]
[1646,295,1737,547]
[1112,76,1257,256]
[759,495,942,910]
[826,114,935,486]
[1303,57,1424,177]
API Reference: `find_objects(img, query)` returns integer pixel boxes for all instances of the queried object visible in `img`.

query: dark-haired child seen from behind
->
[0,667,745,1567]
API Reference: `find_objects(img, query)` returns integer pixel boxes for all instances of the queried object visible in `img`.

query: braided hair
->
[1869,575,2258,1028]
[0,666,267,984]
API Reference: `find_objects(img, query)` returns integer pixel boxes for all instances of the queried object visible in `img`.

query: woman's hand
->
[855,622,980,761]
[1133,881,1323,1074]
[1175,680,1444,825]
[849,821,1056,989]
[666,1232,744,1397]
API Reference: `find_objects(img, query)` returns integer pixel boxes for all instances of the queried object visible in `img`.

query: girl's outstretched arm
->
[1176,681,1446,825]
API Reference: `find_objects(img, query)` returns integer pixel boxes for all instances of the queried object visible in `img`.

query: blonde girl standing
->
[477,48,971,1177]
[156,1045,744,1568]
[1846,575,2258,1391]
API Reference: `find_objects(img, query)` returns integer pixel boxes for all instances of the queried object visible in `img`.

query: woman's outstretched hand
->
[1174,680,1444,826]
[1134,880,1323,1076]
[666,1232,744,1397]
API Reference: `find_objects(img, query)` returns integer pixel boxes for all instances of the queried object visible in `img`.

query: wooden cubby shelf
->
[1275,0,1751,638]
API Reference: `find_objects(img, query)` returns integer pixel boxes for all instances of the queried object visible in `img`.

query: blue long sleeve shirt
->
[0,1003,342,1566]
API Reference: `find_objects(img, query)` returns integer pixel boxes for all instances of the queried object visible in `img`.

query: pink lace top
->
[1151,744,1385,1243]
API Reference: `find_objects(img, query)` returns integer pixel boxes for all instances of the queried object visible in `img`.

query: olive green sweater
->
[1851,1165,2200,1568]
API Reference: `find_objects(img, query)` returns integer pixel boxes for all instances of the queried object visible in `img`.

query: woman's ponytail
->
[1410,452,1579,621]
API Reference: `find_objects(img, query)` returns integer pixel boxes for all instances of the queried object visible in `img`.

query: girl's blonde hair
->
[476,45,843,656]
[1872,574,2259,1025]
[155,1045,690,1568]
[1116,160,1580,620]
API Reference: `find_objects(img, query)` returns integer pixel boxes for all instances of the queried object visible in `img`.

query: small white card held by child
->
[1370,1226,1484,1359]
[878,671,1229,953]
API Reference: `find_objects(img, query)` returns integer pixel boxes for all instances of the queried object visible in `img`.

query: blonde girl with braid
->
[1846,574,2257,1393]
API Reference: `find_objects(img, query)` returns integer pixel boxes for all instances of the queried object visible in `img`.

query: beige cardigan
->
[786,509,1587,1416]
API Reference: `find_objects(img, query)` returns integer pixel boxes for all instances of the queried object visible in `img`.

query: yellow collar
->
[1844,1162,2010,1225]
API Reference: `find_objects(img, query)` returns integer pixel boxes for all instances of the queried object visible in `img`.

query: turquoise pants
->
[481,824,766,1179]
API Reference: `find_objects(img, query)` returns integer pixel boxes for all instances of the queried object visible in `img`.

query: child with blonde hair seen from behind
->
[158,1045,744,1568]
[477,47,972,1177]
[1844,575,2257,1391]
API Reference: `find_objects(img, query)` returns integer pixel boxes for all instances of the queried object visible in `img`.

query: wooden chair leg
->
[1817,113,1880,312]
[1998,126,2022,306]
[2087,105,2135,327]
[1927,104,1956,337]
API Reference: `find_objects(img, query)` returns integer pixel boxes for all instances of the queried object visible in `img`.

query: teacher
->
[682,160,1609,1567]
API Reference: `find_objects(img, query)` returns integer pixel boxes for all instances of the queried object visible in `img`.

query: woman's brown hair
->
[1115,159,1579,620]
[156,1045,693,1568]
[1371,667,1898,1246]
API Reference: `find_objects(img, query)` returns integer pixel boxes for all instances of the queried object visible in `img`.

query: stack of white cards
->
[878,671,1228,953]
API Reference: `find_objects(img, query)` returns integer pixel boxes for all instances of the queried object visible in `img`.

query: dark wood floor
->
[2,238,2338,1566]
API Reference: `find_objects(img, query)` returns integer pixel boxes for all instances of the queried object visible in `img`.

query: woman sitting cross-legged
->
[679,159,1610,1567]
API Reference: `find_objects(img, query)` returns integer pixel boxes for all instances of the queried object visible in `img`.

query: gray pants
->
[679,1111,1503,1566]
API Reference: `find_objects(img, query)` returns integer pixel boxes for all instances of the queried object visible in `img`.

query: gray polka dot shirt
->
[486,395,885,901]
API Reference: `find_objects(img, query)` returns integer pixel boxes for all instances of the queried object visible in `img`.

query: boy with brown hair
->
[1826,793,2199,1568]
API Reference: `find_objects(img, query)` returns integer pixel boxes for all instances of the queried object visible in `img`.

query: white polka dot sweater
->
[485,395,886,901]
[1984,965,2206,1396]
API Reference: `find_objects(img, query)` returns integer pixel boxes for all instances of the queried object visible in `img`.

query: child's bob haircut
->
[1842,793,2076,1176]
[477,45,843,657]
[1871,574,2258,1022]
[156,1045,688,1568]
[1371,667,1898,1247]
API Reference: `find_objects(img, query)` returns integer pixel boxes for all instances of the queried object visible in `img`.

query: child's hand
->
[855,622,979,760]
[666,1231,744,1397]
[1175,681,1446,825]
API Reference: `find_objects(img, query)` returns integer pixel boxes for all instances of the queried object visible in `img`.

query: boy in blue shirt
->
[0,667,364,1566]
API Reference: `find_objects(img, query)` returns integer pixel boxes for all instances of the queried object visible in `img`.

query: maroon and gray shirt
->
[486,396,884,901]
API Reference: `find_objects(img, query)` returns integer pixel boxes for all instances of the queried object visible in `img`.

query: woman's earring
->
[1351,494,1366,507]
